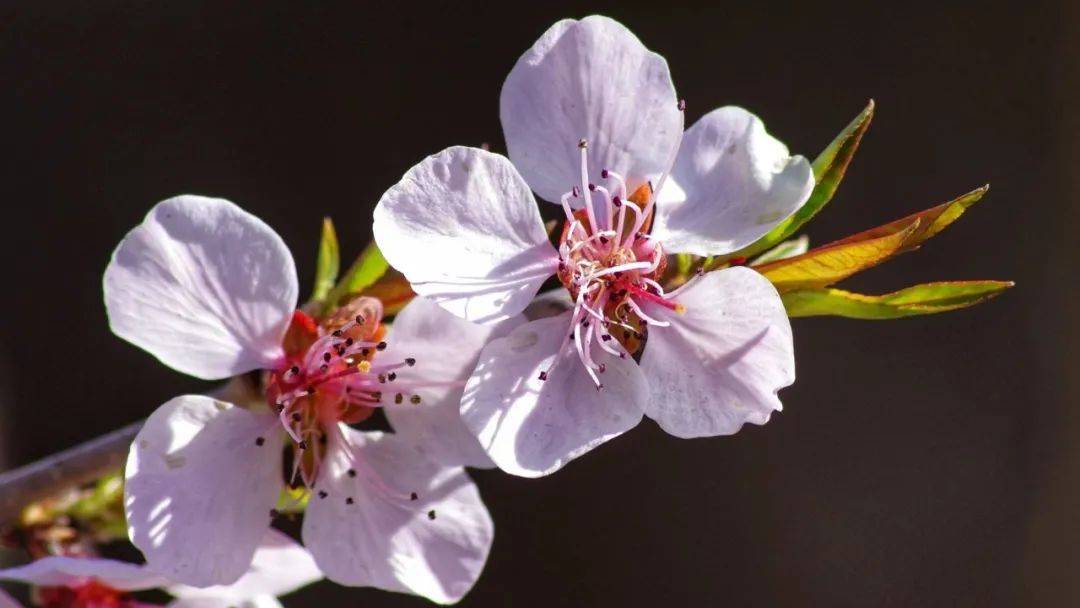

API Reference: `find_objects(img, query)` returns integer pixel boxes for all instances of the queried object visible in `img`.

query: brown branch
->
[0,381,247,527]
[0,420,143,526]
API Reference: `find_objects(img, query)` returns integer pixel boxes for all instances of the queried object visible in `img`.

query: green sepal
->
[322,242,390,314]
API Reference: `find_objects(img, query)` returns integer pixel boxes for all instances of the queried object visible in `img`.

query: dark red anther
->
[538,371,548,381]
[405,357,416,366]
[376,341,387,351]
[729,256,748,266]
[601,169,609,178]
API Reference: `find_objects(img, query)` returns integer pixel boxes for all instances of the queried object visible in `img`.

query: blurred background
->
[2,1,1077,606]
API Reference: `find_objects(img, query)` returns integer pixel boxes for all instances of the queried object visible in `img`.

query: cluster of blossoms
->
[1,13,1007,608]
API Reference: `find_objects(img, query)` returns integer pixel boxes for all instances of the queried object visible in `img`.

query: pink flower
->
[0,529,321,608]
[373,16,811,477]
[104,195,495,602]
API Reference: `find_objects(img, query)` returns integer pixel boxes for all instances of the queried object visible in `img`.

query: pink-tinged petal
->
[500,15,681,203]
[0,557,169,591]
[652,107,814,256]
[302,427,493,604]
[104,195,298,380]
[125,395,284,587]
[167,529,320,605]
[460,312,648,477]
[383,297,524,469]
[374,147,559,324]
[0,589,21,608]
[640,267,794,437]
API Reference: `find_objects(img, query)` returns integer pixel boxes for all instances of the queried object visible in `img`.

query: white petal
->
[125,395,284,587]
[104,195,299,380]
[302,427,493,604]
[640,267,794,437]
[168,596,282,608]
[373,147,559,324]
[500,15,681,203]
[168,529,320,604]
[0,557,169,591]
[383,297,524,469]
[651,107,814,256]
[460,312,648,477]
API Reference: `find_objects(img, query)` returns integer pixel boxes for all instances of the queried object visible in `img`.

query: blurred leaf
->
[751,235,809,265]
[275,485,310,514]
[323,242,390,314]
[310,217,340,303]
[782,281,1014,319]
[359,270,415,316]
[829,185,988,254]
[757,219,919,292]
[676,253,694,276]
[729,100,875,259]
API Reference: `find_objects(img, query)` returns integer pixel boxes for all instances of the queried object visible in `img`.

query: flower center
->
[543,118,689,389]
[264,299,421,488]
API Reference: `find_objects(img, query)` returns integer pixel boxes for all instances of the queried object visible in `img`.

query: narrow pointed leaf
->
[782,281,1014,319]
[756,219,919,292]
[323,242,390,313]
[310,217,340,303]
[729,100,875,259]
[829,185,988,253]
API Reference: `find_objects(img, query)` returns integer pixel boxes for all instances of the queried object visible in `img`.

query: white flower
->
[373,15,810,477]
[0,529,321,608]
[104,195,495,603]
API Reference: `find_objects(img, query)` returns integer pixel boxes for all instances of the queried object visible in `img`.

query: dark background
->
[2,2,1077,606]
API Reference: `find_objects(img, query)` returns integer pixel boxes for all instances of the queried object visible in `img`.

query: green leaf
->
[729,100,875,259]
[750,235,809,265]
[310,217,340,303]
[782,281,1013,319]
[323,242,390,313]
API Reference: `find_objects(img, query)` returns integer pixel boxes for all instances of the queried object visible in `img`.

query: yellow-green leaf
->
[782,281,1014,319]
[756,219,919,292]
[728,100,875,259]
[323,242,390,313]
[310,217,340,303]
[275,485,310,514]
